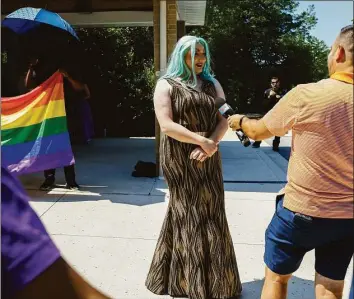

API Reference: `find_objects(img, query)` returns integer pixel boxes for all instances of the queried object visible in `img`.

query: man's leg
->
[44,169,56,180]
[263,195,308,299]
[314,229,354,299]
[252,140,262,148]
[273,136,280,151]
[315,272,345,299]
[64,164,79,190]
[261,267,292,299]
[40,169,56,190]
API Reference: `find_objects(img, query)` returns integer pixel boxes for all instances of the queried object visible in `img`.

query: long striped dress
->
[145,78,242,299]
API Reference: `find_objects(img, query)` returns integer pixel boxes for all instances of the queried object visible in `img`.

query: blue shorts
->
[264,195,354,280]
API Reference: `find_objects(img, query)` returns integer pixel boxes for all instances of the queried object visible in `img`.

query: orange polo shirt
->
[263,73,353,219]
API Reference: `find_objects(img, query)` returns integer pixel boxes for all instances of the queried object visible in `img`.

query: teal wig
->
[162,35,214,87]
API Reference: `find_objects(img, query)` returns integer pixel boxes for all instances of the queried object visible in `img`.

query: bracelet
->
[239,115,247,130]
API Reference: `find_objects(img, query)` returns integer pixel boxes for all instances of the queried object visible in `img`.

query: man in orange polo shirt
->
[228,25,353,299]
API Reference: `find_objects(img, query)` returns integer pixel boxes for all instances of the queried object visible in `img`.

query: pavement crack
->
[40,192,67,218]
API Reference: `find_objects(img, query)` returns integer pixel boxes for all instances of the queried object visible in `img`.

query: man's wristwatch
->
[239,115,247,131]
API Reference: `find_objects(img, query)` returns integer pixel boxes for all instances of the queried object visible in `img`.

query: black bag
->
[131,161,157,178]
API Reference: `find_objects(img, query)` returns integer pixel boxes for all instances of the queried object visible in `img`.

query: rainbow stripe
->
[1,72,74,175]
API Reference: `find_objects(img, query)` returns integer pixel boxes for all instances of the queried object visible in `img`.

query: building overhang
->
[177,1,207,26]
[59,11,153,27]
[1,0,207,27]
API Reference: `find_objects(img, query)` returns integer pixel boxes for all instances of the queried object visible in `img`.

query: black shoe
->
[252,142,260,148]
[65,182,80,190]
[39,179,55,191]
[272,146,279,152]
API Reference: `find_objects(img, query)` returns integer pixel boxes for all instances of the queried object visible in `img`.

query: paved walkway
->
[21,130,353,299]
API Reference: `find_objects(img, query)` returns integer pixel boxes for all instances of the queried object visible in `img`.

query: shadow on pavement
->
[278,147,291,161]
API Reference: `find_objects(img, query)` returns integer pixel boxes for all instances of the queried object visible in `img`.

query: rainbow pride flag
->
[1,71,74,175]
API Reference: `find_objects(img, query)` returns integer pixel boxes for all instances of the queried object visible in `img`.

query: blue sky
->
[297,1,353,46]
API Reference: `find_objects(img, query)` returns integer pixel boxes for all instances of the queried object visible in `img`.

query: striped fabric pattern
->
[146,78,242,299]
[1,72,74,175]
[263,73,353,219]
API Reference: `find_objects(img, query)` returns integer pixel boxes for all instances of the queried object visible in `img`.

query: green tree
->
[76,27,155,137]
[189,0,329,112]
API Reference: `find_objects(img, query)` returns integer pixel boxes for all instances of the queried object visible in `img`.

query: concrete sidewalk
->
[21,130,353,299]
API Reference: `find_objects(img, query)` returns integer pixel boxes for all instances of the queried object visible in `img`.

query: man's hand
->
[269,90,276,97]
[227,114,244,131]
[190,147,208,162]
[59,69,69,78]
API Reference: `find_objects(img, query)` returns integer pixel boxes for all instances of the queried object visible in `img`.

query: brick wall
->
[167,0,177,56]
[153,0,177,73]
[153,0,161,72]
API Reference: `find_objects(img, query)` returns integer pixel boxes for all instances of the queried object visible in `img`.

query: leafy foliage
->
[75,27,155,137]
[188,0,329,112]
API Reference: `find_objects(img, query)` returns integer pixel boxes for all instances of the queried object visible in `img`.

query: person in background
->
[252,77,286,151]
[228,25,353,299]
[1,166,111,299]
[25,57,90,190]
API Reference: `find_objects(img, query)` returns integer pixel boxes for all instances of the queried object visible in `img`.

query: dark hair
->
[339,24,353,55]
[271,77,279,82]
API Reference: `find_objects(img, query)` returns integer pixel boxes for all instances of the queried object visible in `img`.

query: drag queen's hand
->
[190,147,208,162]
[200,138,218,157]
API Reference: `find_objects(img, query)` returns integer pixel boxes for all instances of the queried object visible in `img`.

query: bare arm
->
[25,58,39,89]
[155,79,217,155]
[240,118,273,141]
[60,69,85,92]
[228,87,300,140]
[227,114,273,140]
[208,79,229,143]
[15,257,111,299]
[24,68,36,89]
[66,76,85,92]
